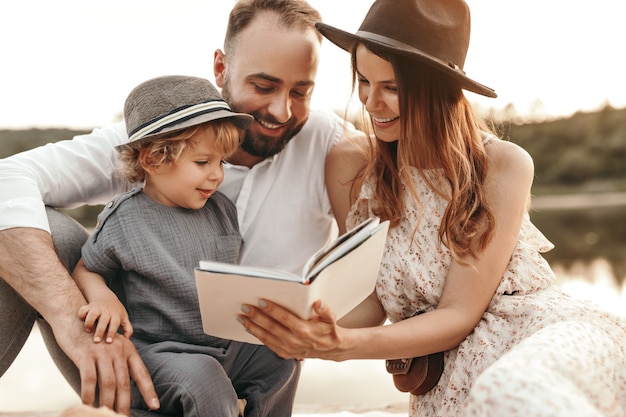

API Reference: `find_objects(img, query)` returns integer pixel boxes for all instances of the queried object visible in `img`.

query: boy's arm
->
[73,259,134,342]
[73,258,110,300]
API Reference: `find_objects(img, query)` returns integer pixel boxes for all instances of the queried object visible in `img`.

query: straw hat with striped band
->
[123,75,253,144]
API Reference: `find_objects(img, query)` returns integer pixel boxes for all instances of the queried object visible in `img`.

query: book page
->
[302,217,379,280]
[198,217,382,284]
[198,260,302,282]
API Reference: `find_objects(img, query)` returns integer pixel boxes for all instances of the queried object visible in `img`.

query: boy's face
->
[215,15,320,160]
[142,129,227,209]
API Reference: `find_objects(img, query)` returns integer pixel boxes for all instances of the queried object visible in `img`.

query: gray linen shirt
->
[81,188,242,345]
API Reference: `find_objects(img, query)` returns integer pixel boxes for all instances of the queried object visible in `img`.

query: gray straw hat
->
[124,75,253,143]
[315,0,496,98]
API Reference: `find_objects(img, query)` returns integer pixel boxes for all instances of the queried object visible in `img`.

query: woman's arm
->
[325,137,387,328]
[433,139,535,347]
[337,291,386,328]
[241,139,535,362]
[325,136,368,234]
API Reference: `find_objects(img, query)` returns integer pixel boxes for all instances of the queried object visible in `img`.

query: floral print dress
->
[346,166,626,417]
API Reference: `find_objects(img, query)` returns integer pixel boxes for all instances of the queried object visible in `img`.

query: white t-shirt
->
[0,109,352,275]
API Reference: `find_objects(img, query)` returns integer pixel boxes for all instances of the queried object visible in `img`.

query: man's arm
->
[0,124,157,414]
[0,123,130,232]
[0,227,158,414]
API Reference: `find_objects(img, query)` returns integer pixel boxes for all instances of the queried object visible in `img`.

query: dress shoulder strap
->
[481,131,498,145]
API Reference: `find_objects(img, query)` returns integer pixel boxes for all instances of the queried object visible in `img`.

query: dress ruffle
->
[346,168,626,417]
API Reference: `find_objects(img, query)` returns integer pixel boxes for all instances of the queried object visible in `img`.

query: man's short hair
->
[224,0,323,53]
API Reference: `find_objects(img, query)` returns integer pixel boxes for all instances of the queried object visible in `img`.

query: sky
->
[1,0,625,129]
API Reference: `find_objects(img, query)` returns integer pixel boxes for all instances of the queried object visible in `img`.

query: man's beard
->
[222,79,307,158]
[239,114,306,158]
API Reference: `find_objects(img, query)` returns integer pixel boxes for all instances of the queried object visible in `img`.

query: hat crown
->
[359,0,470,70]
[124,75,227,138]
[315,0,496,97]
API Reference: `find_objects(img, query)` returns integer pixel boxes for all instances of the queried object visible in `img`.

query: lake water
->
[530,193,626,284]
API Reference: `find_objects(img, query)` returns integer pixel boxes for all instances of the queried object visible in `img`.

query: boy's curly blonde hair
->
[116,120,243,184]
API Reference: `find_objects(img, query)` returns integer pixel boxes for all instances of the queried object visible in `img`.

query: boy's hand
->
[79,297,133,343]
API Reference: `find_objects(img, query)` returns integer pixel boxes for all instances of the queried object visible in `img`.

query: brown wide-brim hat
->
[123,75,253,144]
[316,0,496,98]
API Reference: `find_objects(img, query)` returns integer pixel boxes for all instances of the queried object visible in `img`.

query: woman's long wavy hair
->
[352,43,496,262]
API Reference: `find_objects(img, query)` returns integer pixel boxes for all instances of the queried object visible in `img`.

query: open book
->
[195,217,389,344]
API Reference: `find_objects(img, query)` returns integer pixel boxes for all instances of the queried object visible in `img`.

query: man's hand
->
[61,322,159,414]
[0,228,159,415]
[66,324,159,414]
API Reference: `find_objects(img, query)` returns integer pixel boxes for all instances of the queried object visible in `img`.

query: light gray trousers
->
[0,208,300,417]
[0,207,85,392]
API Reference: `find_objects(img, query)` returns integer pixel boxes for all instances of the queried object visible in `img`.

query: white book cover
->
[195,217,389,344]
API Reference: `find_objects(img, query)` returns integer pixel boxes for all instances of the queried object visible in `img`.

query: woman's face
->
[355,44,401,143]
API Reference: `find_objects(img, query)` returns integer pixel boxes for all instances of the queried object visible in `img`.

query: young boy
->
[72,75,298,417]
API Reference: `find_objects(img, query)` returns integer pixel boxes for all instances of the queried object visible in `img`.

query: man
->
[0,0,355,415]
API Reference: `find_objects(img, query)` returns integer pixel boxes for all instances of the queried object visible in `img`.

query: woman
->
[238,0,626,415]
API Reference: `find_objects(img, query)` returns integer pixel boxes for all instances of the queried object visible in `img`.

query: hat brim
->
[316,22,496,98]
[153,108,253,136]
[125,108,253,145]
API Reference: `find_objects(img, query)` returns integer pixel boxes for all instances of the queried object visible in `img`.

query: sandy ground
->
[1,272,623,416]
[0,325,408,416]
